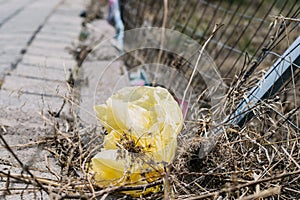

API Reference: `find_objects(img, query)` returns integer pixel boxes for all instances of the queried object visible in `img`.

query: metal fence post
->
[228,35,300,129]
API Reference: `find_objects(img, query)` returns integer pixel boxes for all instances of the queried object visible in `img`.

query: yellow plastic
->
[91,86,183,195]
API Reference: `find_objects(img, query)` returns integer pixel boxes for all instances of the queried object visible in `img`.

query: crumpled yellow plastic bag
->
[91,86,183,195]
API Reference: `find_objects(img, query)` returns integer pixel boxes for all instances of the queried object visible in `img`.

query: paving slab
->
[11,63,69,82]
[30,40,73,50]
[0,0,33,26]
[0,45,22,57]
[2,75,69,96]
[39,29,79,39]
[26,46,74,60]
[1,0,60,33]
[0,89,66,200]
[44,21,82,30]
[0,33,30,47]
[0,0,62,80]
[0,54,21,64]
[47,14,82,25]
[0,90,68,127]
[41,25,81,36]
[33,33,77,44]
[21,54,76,69]
[0,0,127,198]
[44,22,82,33]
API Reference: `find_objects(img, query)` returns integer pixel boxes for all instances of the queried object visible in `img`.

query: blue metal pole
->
[228,35,300,128]
[199,36,300,158]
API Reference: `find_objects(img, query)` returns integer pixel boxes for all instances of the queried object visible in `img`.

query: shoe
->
[129,69,149,86]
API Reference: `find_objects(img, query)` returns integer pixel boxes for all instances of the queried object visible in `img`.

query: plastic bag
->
[91,86,183,195]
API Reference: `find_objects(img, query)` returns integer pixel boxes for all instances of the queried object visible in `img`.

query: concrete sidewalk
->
[78,19,128,126]
[0,0,82,127]
[0,0,127,127]
[0,0,127,198]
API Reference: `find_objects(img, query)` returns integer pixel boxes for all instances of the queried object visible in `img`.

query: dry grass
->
[0,0,299,199]
[1,68,299,199]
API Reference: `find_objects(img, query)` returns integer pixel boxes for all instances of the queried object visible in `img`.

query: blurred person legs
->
[107,0,124,51]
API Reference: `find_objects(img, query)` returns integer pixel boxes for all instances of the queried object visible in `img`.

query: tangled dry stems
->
[1,3,299,199]
[0,68,299,199]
